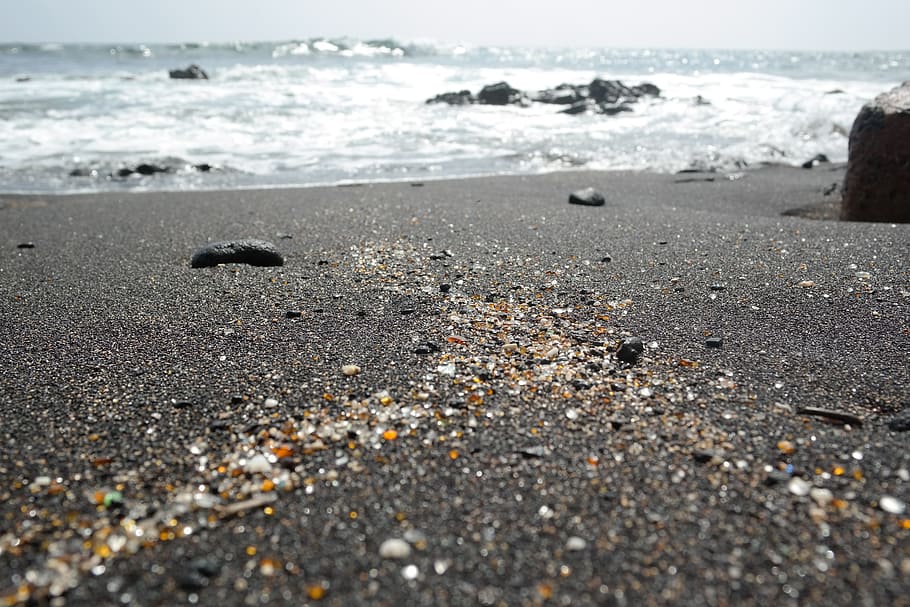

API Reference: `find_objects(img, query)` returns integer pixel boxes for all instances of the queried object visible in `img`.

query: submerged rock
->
[190,239,284,268]
[426,90,475,105]
[169,64,209,80]
[842,81,910,222]
[477,81,526,106]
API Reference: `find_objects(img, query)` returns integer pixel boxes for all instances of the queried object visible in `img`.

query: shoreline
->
[1,167,908,605]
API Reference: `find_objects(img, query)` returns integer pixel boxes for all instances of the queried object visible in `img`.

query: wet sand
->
[1,165,908,606]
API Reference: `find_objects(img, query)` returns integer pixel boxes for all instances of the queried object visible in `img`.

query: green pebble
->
[103,491,123,507]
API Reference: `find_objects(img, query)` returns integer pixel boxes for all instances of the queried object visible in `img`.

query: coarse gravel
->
[0,165,908,606]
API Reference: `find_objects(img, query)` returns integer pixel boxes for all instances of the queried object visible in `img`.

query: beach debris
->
[379,538,412,559]
[568,187,605,206]
[169,64,209,80]
[190,239,284,268]
[797,407,864,427]
[885,409,910,432]
[616,336,644,365]
[842,81,910,222]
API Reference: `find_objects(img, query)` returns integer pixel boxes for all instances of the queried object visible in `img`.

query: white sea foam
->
[0,42,904,192]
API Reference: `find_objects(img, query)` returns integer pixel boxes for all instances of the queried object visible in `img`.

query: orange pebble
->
[382,429,398,441]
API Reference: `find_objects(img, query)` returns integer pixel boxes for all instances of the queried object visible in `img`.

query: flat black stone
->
[617,337,644,365]
[887,410,910,432]
[706,337,724,348]
[17,242,35,249]
[190,239,284,268]
[568,188,606,207]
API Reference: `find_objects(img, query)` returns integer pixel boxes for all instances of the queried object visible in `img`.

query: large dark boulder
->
[477,81,525,106]
[841,81,910,222]
[169,64,209,80]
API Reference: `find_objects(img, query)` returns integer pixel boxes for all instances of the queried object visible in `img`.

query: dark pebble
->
[797,407,864,427]
[188,557,221,579]
[400,308,416,315]
[17,242,35,249]
[285,310,302,318]
[600,255,612,263]
[209,420,230,431]
[568,187,606,207]
[763,470,792,486]
[709,284,726,291]
[190,239,284,268]
[706,337,724,348]
[230,395,245,404]
[414,342,440,355]
[171,400,193,409]
[439,284,451,293]
[887,410,910,432]
[616,337,644,365]
[693,449,723,463]
[176,571,209,592]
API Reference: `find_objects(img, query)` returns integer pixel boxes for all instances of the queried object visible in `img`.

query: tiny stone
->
[285,310,302,318]
[706,337,724,348]
[439,284,451,293]
[342,365,361,376]
[414,342,439,355]
[264,398,279,408]
[244,454,271,474]
[600,255,612,263]
[568,187,606,206]
[810,487,834,507]
[788,477,811,497]
[880,495,906,515]
[565,536,587,551]
[379,538,411,559]
[17,242,35,249]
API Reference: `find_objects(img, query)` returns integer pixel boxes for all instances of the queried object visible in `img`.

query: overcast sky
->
[2,0,908,51]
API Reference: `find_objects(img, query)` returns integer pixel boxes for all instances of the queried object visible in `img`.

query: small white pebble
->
[809,487,833,507]
[264,398,279,408]
[788,477,810,497]
[502,343,518,354]
[880,495,906,515]
[342,364,361,376]
[565,408,579,421]
[244,454,271,474]
[379,538,411,559]
[566,536,587,551]
[401,564,419,580]
[797,280,815,288]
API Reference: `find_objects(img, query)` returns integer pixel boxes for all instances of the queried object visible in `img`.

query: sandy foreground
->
[0,166,908,606]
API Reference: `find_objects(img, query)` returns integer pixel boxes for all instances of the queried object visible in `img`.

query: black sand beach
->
[1,166,908,606]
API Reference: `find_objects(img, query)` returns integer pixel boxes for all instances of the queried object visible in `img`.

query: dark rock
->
[842,81,910,222]
[478,81,526,106]
[285,310,302,318]
[763,470,792,486]
[600,255,612,263]
[825,89,845,95]
[617,337,644,365]
[533,85,584,105]
[426,90,475,105]
[116,168,134,178]
[69,168,99,178]
[193,163,214,172]
[705,337,724,348]
[171,400,193,409]
[414,342,439,355]
[693,449,724,463]
[169,64,209,80]
[15,76,31,83]
[709,284,726,291]
[17,242,35,249]
[886,409,910,432]
[801,153,830,169]
[559,101,592,115]
[190,239,284,268]
[568,187,605,207]
[135,163,169,175]
[439,283,451,293]
[599,103,633,116]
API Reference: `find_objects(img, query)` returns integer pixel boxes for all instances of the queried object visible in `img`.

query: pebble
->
[809,487,834,507]
[565,536,587,551]
[568,187,606,207]
[244,454,271,474]
[190,239,284,268]
[879,495,906,515]
[887,410,910,432]
[379,538,412,559]
[264,398,279,408]
[788,477,811,497]
[706,337,724,348]
[285,310,302,318]
[342,364,361,376]
[616,337,644,365]
[17,242,36,249]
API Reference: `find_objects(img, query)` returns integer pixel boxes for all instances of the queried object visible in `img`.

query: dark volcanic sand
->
[0,166,908,606]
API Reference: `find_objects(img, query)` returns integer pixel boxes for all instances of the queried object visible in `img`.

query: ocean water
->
[0,39,905,193]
